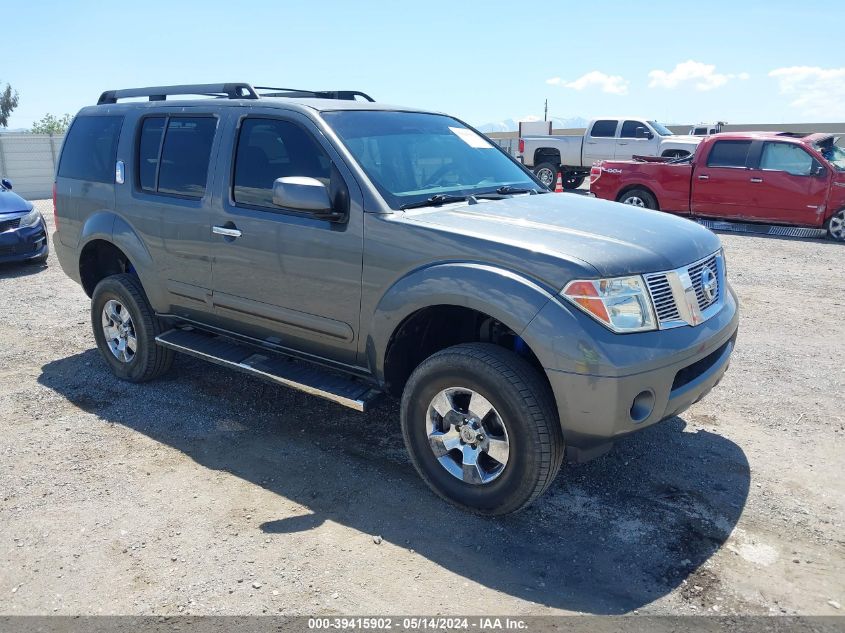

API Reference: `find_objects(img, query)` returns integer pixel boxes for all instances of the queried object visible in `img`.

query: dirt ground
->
[1,200,843,616]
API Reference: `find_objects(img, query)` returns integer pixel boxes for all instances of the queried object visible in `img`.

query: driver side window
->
[760,142,818,176]
[620,121,647,138]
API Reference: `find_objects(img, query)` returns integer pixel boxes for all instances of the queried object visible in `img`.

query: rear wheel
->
[533,162,559,188]
[826,209,845,242]
[400,343,564,515]
[619,188,658,210]
[91,273,173,382]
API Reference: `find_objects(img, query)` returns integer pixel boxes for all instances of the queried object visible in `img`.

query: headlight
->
[18,207,43,229]
[562,275,656,333]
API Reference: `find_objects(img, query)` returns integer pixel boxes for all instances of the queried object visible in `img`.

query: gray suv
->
[53,83,738,514]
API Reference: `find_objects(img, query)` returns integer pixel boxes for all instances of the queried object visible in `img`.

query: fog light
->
[630,390,655,423]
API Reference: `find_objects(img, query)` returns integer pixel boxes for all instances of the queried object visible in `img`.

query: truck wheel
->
[826,209,845,242]
[533,162,559,188]
[400,343,564,515]
[619,188,658,210]
[562,175,585,190]
[91,273,173,382]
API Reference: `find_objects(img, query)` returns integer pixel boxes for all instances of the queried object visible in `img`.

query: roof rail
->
[254,87,375,102]
[97,83,260,105]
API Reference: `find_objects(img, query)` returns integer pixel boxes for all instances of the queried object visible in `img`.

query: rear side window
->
[158,118,217,197]
[620,121,646,138]
[590,120,617,138]
[138,117,165,191]
[58,116,123,183]
[706,140,751,168]
[233,118,332,208]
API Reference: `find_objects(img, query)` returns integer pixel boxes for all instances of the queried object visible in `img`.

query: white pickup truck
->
[518,118,702,189]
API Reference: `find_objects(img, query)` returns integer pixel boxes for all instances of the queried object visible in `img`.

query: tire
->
[400,343,564,515]
[91,273,173,382]
[533,162,559,188]
[618,188,658,210]
[826,209,845,242]
[562,175,585,190]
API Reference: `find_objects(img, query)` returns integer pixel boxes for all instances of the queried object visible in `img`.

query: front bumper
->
[0,221,48,264]
[524,282,739,462]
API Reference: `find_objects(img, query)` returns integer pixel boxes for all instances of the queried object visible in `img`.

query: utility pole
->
[544,99,548,122]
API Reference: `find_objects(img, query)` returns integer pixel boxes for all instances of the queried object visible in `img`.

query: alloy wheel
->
[101,299,137,363]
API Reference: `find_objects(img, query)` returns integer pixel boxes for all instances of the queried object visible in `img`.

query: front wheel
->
[826,209,845,242]
[618,188,658,210]
[91,273,173,382]
[400,343,564,515]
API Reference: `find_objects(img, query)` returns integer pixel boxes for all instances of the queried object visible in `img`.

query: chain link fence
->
[0,134,65,199]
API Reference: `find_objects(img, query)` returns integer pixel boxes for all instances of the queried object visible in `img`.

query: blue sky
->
[3,0,844,130]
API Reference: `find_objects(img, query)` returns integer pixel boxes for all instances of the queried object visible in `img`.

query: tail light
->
[518,138,525,154]
[52,182,59,231]
[590,164,602,185]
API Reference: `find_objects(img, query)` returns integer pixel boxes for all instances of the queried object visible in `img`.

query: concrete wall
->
[0,134,65,199]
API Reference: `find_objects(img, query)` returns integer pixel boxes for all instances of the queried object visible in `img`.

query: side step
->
[155,328,382,412]
[697,219,828,239]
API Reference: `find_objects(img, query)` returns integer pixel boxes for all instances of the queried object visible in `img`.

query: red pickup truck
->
[590,132,845,241]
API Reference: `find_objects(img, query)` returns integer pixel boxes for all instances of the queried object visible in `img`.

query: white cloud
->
[548,71,629,95]
[769,66,845,118]
[648,60,749,91]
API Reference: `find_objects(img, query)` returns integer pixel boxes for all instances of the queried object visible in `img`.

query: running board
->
[155,328,381,412]
[696,219,828,239]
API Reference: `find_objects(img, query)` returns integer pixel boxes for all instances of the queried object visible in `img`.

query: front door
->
[614,120,657,160]
[745,141,830,226]
[208,111,364,366]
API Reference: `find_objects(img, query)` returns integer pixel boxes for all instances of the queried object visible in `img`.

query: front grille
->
[688,254,720,310]
[0,217,21,233]
[644,273,681,322]
[644,251,723,329]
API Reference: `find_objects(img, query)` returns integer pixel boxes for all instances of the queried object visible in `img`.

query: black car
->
[0,179,48,265]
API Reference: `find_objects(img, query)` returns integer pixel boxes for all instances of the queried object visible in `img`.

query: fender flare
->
[365,262,557,383]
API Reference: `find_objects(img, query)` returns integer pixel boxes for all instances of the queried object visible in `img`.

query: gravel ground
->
[1,200,843,616]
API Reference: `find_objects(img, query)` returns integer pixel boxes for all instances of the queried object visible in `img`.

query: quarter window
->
[138,117,165,192]
[706,140,751,168]
[58,116,123,183]
[590,120,618,138]
[620,121,647,138]
[233,118,332,208]
[760,142,817,176]
[157,117,217,197]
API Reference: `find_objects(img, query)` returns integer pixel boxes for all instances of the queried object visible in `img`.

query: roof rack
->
[254,87,375,102]
[97,83,375,105]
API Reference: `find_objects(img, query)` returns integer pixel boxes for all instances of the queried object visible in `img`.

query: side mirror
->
[1,179,11,190]
[272,177,344,221]
[635,127,653,140]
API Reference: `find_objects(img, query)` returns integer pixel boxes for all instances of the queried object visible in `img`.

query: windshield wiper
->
[494,185,539,195]
[399,194,468,210]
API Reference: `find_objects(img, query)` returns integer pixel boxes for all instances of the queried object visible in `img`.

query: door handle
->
[212,225,242,238]
[697,175,709,180]
[750,177,763,183]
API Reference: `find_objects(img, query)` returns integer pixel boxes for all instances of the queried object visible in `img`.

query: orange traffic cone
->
[554,172,564,193]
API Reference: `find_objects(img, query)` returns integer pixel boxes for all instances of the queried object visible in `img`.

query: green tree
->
[0,81,19,128]
[31,113,73,135]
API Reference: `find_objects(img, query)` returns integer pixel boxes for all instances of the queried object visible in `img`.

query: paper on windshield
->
[449,127,493,149]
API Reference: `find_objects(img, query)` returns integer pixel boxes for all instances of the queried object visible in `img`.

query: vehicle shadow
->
[0,260,48,279]
[38,350,750,614]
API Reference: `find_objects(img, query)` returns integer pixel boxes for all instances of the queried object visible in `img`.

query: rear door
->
[614,120,657,160]
[745,141,829,226]
[582,120,618,165]
[691,139,757,219]
[118,111,220,317]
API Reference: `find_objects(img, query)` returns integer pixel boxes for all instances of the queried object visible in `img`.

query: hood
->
[404,193,721,281]
[0,188,32,215]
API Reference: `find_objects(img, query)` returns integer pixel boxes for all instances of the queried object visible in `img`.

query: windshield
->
[322,111,540,209]
[648,120,674,136]
[816,141,845,172]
